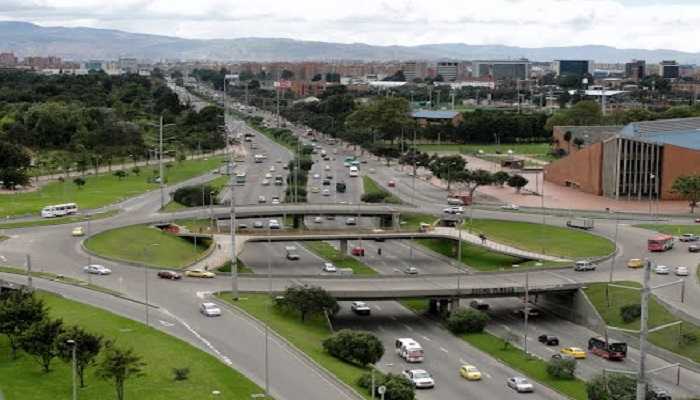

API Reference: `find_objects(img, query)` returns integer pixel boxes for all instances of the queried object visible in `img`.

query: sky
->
[2,0,700,52]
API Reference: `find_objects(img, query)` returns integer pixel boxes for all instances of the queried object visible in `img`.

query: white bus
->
[41,203,79,218]
[235,172,247,185]
[395,338,424,363]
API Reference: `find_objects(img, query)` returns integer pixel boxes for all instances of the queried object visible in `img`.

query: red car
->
[695,218,700,223]
[157,270,182,280]
[388,180,396,187]
[351,247,365,256]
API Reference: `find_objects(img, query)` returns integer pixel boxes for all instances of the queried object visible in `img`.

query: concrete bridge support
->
[392,213,401,230]
[339,239,348,255]
[427,298,456,316]
[293,215,303,229]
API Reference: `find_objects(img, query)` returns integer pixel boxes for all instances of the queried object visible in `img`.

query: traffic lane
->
[333,301,566,400]
[240,241,329,275]
[359,239,462,275]
[483,297,700,398]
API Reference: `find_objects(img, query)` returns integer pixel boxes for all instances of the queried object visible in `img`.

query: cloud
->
[0,0,699,51]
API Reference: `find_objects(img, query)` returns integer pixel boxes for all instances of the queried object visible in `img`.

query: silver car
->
[507,377,534,393]
[83,264,111,275]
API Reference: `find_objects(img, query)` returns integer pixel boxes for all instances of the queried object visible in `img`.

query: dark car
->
[647,387,672,400]
[322,179,331,186]
[689,244,700,253]
[158,270,182,280]
[336,182,347,193]
[469,300,490,311]
[538,334,559,346]
[513,308,541,318]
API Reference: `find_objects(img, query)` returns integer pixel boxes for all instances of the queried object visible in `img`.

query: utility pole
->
[230,150,238,300]
[26,254,32,289]
[276,86,281,128]
[636,261,651,400]
[523,271,530,354]
[159,114,165,210]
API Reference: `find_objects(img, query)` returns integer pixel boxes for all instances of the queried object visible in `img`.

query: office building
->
[472,60,530,80]
[436,62,459,82]
[0,52,17,66]
[624,60,646,81]
[659,60,680,80]
[402,61,427,81]
[553,60,594,78]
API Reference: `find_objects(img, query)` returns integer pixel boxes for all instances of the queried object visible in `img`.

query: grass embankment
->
[0,235,8,242]
[399,299,587,400]
[585,282,700,364]
[416,143,550,156]
[217,259,254,274]
[0,156,224,218]
[361,176,401,204]
[635,224,700,236]
[0,266,120,296]
[464,219,615,259]
[0,292,263,400]
[217,293,369,399]
[304,241,377,276]
[84,225,211,269]
[162,175,230,212]
[0,210,119,229]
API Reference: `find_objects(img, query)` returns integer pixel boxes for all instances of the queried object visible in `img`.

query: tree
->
[546,357,576,380]
[573,137,585,149]
[276,285,339,323]
[0,290,47,359]
[455,169,494,197]
[507,174,529,193]
[427,154,466,192]
[346,97,411,145]
[322,330,384,366]
[445,308,489,334]
[620,304,641,323]
[586,373,636,400]
[357,371,414,400]
[563,130,573,153]
[57,326,103,387]
[0,140,31,189]
[672,175,700,213]
[73,177,86,189]
[19,318,64,372]
[97,342,146,400]
[131,166,141,176]
[113,170,128,180]
[492,171,510,187]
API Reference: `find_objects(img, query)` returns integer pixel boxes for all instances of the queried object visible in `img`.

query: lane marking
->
[160,308,233,366]
[440,347,448,353]
[421,335,432,342]
[403,324,414,332]
[374,304,382,311]
[196,291,212,299]
[159,320,175,327]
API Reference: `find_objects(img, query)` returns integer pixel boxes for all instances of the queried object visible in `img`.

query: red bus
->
[588,337,627,361]
[648,234,674,252]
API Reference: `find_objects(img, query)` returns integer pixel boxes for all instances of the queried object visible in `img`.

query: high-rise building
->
[624,60,646,81]
[553,60,594,77]
[402,61,427,81]
[472,60,530,81]
[118,58,139,73]
[436,61,459,82]
[23,56,62,69]
[84,60,103,72]
[0,52,17,66]
[659,60,680,80]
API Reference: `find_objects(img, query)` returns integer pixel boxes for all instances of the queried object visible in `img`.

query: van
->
[349,166,359,177]
[395,338,424,363]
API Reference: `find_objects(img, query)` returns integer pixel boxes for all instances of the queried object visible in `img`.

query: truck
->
[447,193,472,206]
[566,218,594,230]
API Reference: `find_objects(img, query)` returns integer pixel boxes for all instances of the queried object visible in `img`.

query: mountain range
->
[2,21,700,64]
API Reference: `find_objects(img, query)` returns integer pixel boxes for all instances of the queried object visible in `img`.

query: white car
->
[675,266,689,276]
[258,195,266,203]
[310,186,320,193]
[402,369,435,389]
[654,265,671,275]
[322,189,331,196]
[322,262,337,272]
[269,166,276,172]
[200,302,221,317]
[351,301,371,315]
[313,216,323,224]
[268,219,281,229]
[443,206,464,214]
[324,165,331,171]
[507,377,534,393]
[264,173,273,179]
[261,179,271,186]
[501,204,520,210]
[345,217,357,226]
[83,264,111,275]
[313,173,321,179]
[271,197,280,205]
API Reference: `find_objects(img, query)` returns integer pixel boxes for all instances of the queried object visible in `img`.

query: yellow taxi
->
[459,364,482,381]
[71,226,85,237]
[185,269,216,278]
[560,347,587,359]
[627,258,644,269]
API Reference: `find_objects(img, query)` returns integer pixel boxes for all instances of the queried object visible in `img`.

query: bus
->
[41,203,79,218]
[588,337,627,360]
[235,172,247,185]
[648,234,674,252]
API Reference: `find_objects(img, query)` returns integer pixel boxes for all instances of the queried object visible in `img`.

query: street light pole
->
[67,339,77,400]
[637,261,651,400]
[524,271,530,355]
[265,227,272,397]
[159,114,165,210]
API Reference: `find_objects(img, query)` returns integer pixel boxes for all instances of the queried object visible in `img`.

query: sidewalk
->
[189,233,249,271]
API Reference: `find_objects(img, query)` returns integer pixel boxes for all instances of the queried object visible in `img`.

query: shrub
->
[445,307,489,334]
[361,192,388,203]
[546,357,576,379]
[357,371,414,400]
[172,184,219,207]
[322,330,384,366]
[276,285,339,323]
[172,367,190,381]
[620,304,641,323]
[681,332,698,346]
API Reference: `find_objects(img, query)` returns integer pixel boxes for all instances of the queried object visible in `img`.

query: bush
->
[276,285,339,323]
[172,184,219,207]
[546,357,576,379]
[172,367,190,381]
[681,332,698,346]
[586,373,636,400]
[445,307,489,334]
[361,192,388,203]
[620,304,641,323]
[322,330,384,366]
[357,371,414,400]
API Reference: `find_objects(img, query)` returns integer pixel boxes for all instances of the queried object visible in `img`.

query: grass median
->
[635,223,700,236]
[303,241,378,276]
[162,175,230,212]
[216,292,369,398]
[0,209,119,229]
[0,156,224,218]
[463,219,615,259]
[0,291,264,400]
[362,176,401,204]
[84,224,211,269]
[585,281,700,364]
[416,143,550,156]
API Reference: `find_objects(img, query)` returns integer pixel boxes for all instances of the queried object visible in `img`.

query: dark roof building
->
[410,110,463,127]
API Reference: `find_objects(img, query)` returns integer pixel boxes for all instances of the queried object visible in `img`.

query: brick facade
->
[660,144,700,200]
[544,142,604,195]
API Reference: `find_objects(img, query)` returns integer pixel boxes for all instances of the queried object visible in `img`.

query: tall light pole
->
[159,114,165,209]
[265,226,272,397]
[222,74,239,301]
[144,243,159,327]
[66,339,77,400]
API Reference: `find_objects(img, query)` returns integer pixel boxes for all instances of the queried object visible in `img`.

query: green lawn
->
[635,224,700,236]
[416,143,551,156]
[413,239,566,271]
[399,299,587,400]
[0,210,119,229]
[84,225,211,269]
[162,175,230,212]
[303,241,378,276]
[217,292,370,399]
[399,213,437,231]
[0,291,264,400]
[362,176,401,204]
[175,219,218,234]
[584,282,700,364]
[463,219,615,259]
[0,156,224,218]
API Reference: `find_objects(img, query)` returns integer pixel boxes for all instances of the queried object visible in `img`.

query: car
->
[459,365,482,381]
[654,265,671,274]
[157,270,182,280]
[647,386,673,400]
[322,189,331,196]
[264,172,272,179]
[269,166,276,172]
[351,246,365,256]
[675,266,689,276]
[276,159,283,164]
[538,334,559,346]
[501,204,520,210]
[282,165,289,170]
[326,215,336,220]
[388,180,396,187]
[268,219,281,229]
[560,347,587,359]
[286,252,300,260]
[83,264,111,275]
[200,302,221,317]
[310,186,320,193]
[313,173,321,179]
[313,216,322,224]
[507,377,534,393]
[322,179,331,186]
[513,308,541,318]
[324,165,331,171]
[402,369,435,389]
[271,197,280,205]
[186,269,215,278]
[258,195,266,203]
[443,206,464,214]
[679,233,698,242]
[695,218,700,223]
[550,353,576,361]
[627,258,644,268]
[322,262,337,272]
[71,226,85,236]
[469,300,490,310]
[351,301,371,315]
[343,161,351,167]
[237,223,248,229]
[253,220,264,228]
[325,174,333,180]
[574,260,597,271]
[404,266,419,275]
[690,245,700,253]
[345,217,357,226]
[261,179,271,186]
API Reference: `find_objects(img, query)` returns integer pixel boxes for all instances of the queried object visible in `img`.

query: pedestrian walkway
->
[188,233,250,271]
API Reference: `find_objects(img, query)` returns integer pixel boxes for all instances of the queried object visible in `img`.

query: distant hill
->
[2,21,700,64]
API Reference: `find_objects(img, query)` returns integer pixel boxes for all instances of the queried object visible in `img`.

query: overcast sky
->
[2,0,700,52]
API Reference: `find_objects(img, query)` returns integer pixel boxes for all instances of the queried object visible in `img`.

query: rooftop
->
[620,117,700,150]
[410,110,460,119]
